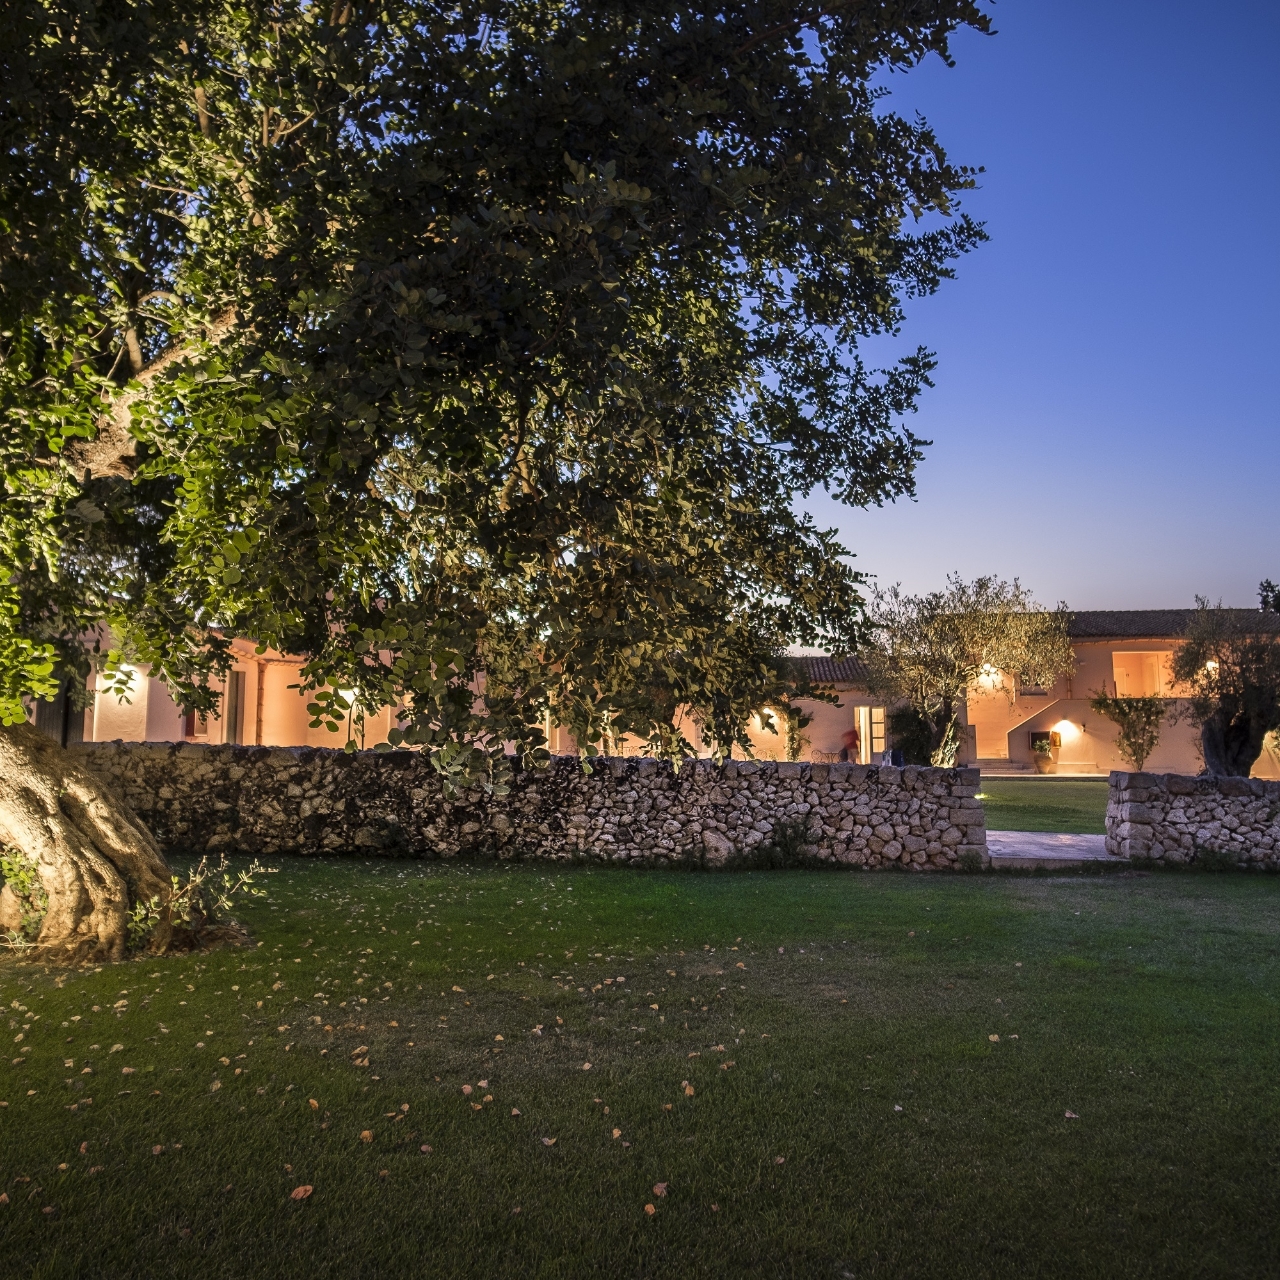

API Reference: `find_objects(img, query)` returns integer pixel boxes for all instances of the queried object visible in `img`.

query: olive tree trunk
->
[0,722,174,963]
[1200,710,1267,778]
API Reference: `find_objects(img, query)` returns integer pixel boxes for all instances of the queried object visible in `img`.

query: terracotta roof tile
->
[794,655,870,686]
[1067,609,1280,639]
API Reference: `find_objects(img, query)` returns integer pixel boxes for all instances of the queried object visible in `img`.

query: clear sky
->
[803,0,1279,610]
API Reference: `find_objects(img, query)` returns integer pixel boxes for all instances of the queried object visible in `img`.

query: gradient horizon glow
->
[804,0,1279,611]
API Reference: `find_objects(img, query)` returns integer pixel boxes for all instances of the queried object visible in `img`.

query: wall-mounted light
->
[1052,718,1080,743]
[977,663,1001,690]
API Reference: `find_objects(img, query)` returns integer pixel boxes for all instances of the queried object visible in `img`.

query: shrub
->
[887,707,934,766]
[0,845,48,944]
[1194,847,1238,873]
[957,849,985,874]
[1090,690,1165,770]
[748,818,814,869]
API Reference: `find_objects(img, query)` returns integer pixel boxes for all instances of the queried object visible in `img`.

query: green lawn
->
[3,859,1279,1279]
[978,778,1110,834]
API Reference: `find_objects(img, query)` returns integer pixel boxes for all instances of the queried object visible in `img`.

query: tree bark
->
[1200,709,1266,778]
[0,723,177,963]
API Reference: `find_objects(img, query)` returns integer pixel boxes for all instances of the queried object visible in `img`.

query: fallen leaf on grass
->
[644,1204,655,1216]
[682,1082,694,1097]
[209,1081,220,1092]
[893,1105,903,1113]
[290,1186,312,1201]
[360,1131,373,1143]
[720,1062,735,1071]
[988,1035,999,1043]
[452,986,464,993]
[511,1108,521,1117]
[662,1103,673,1112]
[152,1145,164,1155]
[1065,1111,1079,1119]
[420,1144,433,1153]
[378,1169,388,1178]
[653,1183,667,1197]
[79,1142,87,1155]
[462,1085,473,1096]
[541,1137,556,1146]
[309,1099,319,1110]
[582,1062,592,1071]
[612,1129,621,1139]
[0,1193,7,1204]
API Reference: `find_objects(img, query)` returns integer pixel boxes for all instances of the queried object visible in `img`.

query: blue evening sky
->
[803,0,1279,610]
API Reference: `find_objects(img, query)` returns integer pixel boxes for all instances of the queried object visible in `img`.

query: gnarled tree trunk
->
[0,723,176,963]
[1200,710,1266,778]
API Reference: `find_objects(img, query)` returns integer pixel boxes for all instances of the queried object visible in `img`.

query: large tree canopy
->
[2,0,989,788]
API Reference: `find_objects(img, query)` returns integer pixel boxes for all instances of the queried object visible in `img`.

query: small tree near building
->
[1088,692,1165,771]
[1169,596,1280,777]
[862,576,1074,767]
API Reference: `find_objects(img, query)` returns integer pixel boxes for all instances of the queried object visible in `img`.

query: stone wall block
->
[74,744,987,872]
[1107,770,1280,868]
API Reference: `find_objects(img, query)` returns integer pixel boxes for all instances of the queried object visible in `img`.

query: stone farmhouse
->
[34,609,1280,780]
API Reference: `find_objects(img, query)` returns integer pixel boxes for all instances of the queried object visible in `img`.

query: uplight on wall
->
[1052,718,1080,742]
[977,663,1001,691]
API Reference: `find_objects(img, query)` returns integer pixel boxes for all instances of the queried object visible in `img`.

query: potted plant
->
[1031,733,1057,774]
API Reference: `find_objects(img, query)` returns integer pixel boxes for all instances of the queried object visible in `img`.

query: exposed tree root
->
[0,723,248,963]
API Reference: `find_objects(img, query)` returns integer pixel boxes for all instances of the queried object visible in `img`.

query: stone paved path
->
[987,831,1124,870]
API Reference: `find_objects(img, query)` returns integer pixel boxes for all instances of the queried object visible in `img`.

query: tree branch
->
[65,309,238,482]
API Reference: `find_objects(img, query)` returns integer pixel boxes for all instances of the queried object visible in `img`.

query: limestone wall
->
[1106,771,1280,867]
[74,743,987,871]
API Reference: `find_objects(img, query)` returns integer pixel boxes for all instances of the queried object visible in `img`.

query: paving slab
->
[986,831,1125,870]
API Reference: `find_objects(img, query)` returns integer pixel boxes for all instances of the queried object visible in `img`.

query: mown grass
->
[979,779,1110,834]
[2,859,1278,1279]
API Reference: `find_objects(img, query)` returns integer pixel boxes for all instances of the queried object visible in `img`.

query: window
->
[1112,652,1169,698]
[870,706,885,758]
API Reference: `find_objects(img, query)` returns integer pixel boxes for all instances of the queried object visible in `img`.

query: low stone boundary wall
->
[74,743,987,871]
[1106,771,1280,867]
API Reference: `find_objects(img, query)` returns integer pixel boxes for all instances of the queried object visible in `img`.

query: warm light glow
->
[1052,719,1080,742]
[1205,660,1219,672]
[977,663,1001,690]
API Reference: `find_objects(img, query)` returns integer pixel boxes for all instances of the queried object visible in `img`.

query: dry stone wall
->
[74,742,988,871]
[1106,771,1280,867]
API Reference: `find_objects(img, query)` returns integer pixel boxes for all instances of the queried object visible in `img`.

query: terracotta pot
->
[1033,753,1056,774]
